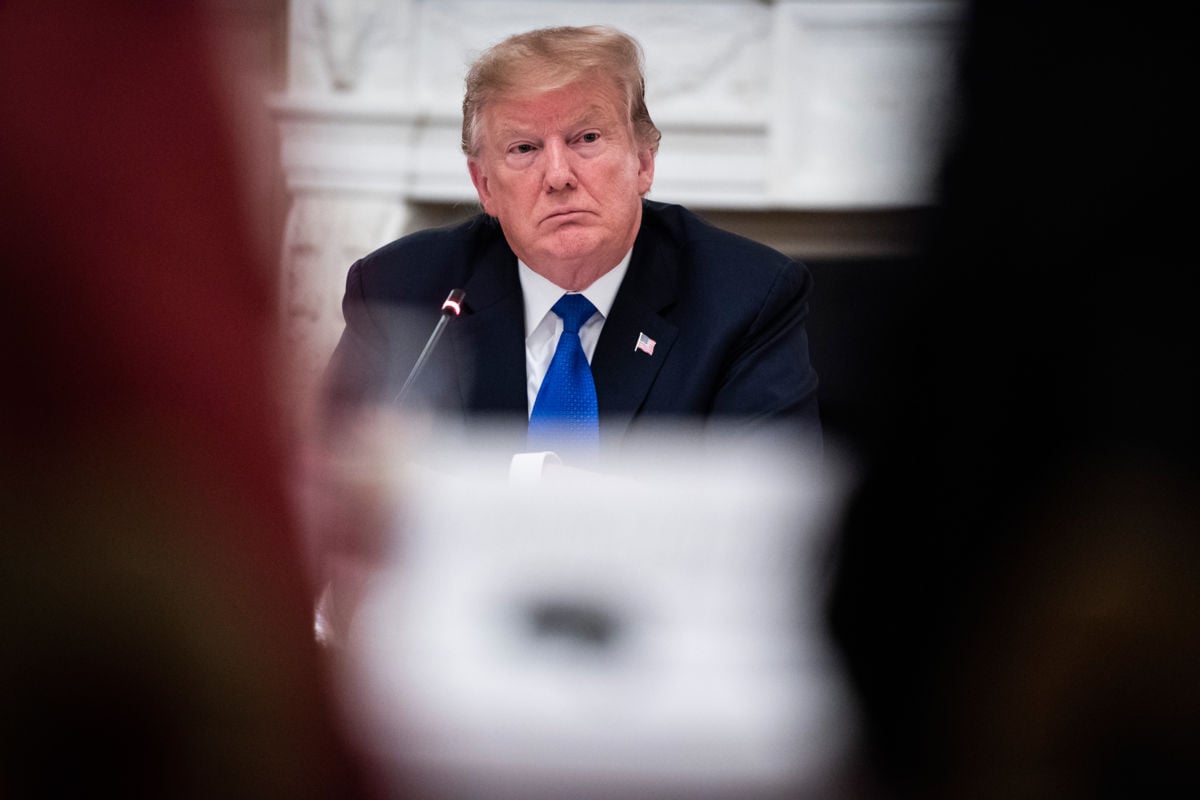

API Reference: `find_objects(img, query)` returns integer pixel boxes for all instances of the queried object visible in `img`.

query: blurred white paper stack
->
[336,422,859,799]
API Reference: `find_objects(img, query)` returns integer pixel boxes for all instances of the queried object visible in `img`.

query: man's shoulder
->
[347,213,506,302]
[643,200,793,262]
[640,199,801,285]
[357,212,503,272]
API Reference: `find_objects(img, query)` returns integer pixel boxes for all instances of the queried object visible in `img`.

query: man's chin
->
[525,241,619,287]
[538,234,605,265]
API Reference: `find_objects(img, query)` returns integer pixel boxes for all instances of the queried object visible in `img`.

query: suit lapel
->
[449,237,528,416]
[445,208,682,442]
[592,221,680,436]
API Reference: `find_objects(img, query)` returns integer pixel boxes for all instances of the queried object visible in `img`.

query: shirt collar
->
[517,249,632,337]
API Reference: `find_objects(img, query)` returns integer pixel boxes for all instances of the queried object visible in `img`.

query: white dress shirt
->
[518,250,632,416]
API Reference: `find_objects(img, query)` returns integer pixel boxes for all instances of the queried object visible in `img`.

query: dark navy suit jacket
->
[324,200,821,456]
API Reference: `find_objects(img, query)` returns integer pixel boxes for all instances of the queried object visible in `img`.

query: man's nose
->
[543,140,576,191]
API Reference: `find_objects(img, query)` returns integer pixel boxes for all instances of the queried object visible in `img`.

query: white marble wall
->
[273,0,966,415]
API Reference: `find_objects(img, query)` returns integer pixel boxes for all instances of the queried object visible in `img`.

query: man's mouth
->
[544,208,588,222]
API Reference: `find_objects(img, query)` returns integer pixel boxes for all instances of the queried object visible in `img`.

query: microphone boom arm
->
[394,289,466,408]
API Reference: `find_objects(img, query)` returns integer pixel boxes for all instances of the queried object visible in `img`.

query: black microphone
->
[394,288,466,408]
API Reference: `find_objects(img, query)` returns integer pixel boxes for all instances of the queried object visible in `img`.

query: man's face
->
[468,78,655,290]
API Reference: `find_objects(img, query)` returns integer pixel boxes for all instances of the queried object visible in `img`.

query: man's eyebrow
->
[572,104,616,127]
[495,105,617,141]
[495,124,530,141]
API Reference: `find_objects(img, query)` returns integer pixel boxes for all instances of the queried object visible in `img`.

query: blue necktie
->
[528,294,599,455]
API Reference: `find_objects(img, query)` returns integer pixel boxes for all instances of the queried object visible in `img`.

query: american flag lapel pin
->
[634,331,656,356]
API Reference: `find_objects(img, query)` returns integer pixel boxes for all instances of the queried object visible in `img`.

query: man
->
[324,25,820,463]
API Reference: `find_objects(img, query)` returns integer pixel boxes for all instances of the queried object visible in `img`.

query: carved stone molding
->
[277,0,966,203]
[767,1,966,207]
[289,0,417,95]
[278,191,410,423]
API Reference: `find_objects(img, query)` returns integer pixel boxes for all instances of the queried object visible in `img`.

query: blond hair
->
[461,25,661,157]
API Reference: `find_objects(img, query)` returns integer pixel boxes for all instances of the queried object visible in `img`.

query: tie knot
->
[552,293,597,334]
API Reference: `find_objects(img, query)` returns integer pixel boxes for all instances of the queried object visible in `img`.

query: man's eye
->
[511,143,536,154]
[580,132,601,144]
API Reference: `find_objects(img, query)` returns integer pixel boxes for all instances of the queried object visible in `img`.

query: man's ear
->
[636,147,656,197]
[468,160,494,215]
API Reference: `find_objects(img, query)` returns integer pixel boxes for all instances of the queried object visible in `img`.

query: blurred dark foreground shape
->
[0,3,371,797]
[826,1,1200,798]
